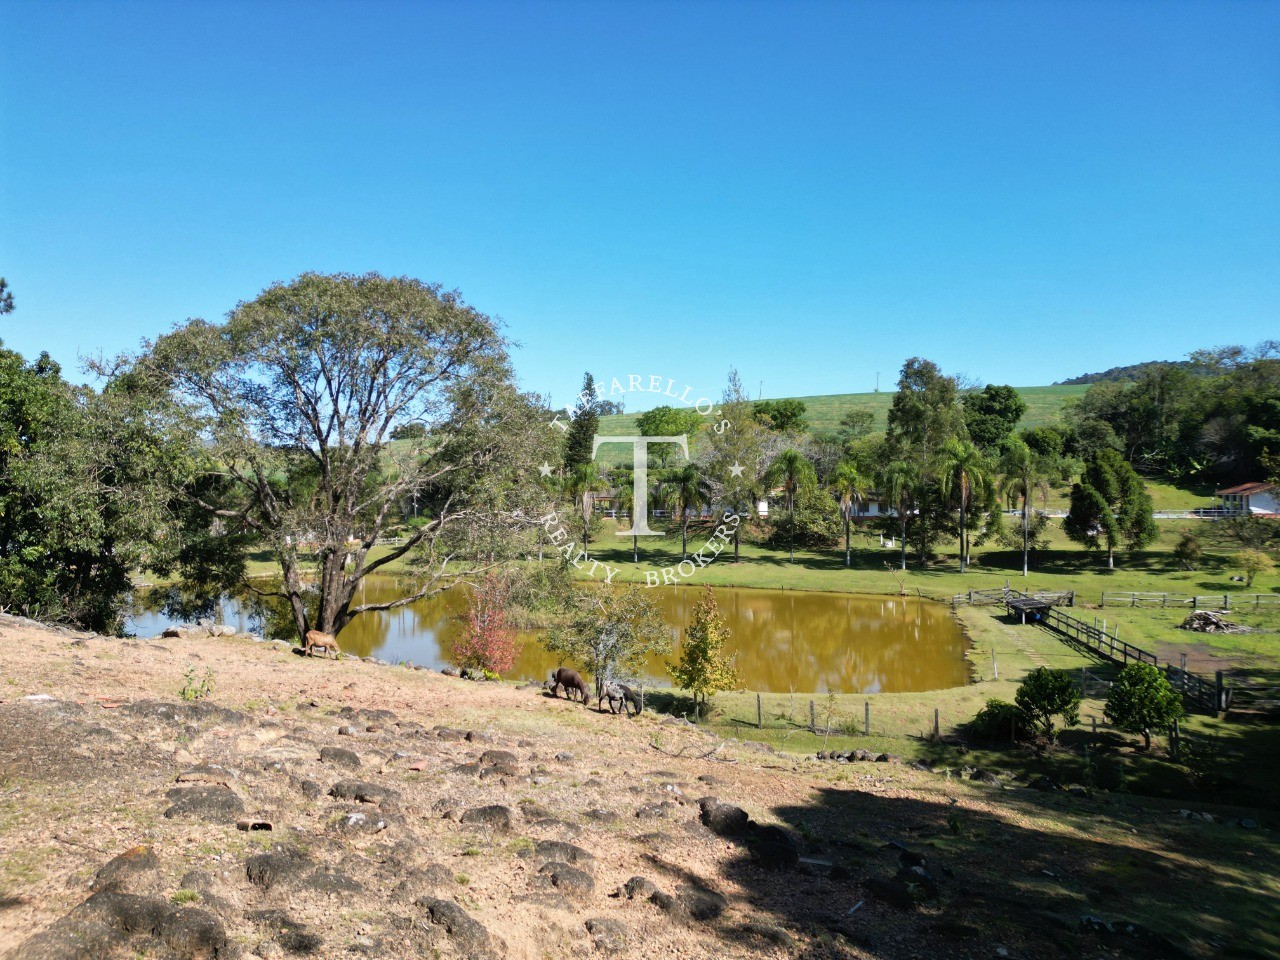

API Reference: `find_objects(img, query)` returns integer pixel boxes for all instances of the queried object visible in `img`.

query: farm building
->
[1215,482,1279,517]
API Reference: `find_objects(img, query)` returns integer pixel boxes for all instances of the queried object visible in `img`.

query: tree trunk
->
[844,513,851,567]
[682,512,689,559]
[1022,482,1029,577]
[788,497,795,563]
[1143,729,1151,751]
[632,534,638,563]
[899,514,907,571]
[1107,545,1114,569]
[959,500,967,572]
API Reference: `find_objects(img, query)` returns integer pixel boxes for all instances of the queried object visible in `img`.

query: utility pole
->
[758,380,763,400]
[874,372,880,393]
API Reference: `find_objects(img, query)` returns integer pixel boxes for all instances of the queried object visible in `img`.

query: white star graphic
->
[538,462,553,477]
[729,461,745,477]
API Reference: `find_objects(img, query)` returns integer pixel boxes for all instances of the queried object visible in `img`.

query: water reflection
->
[129,581,969,694]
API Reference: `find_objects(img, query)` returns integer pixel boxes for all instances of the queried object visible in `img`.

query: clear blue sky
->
[2,0,1277,409]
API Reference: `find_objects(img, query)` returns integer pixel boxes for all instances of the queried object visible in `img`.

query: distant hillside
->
[592,384,1087,464]
[1057,360,1197,385]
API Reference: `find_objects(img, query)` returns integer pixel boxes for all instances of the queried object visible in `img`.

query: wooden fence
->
[1101,591,1280,610]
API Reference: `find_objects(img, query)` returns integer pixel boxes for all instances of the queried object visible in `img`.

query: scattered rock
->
[698,797,750,836]
[585,917,627,950]
[679,886,727,922]
[614,876,658,900]
[163,785,244,822]
[417,897,492,956]
[330,807,390,835]
[328,780,398,806]
[534,840,594,869]
[460,805,514,832]
[635,802,677,820]
[245,846,311,890]
[538,861,595,897]
[248,908,324,954]
[319,746,361,768]
[90,845,160,894]
[175,762,237,787]
[747,824,801,870]
[863,876,917,910]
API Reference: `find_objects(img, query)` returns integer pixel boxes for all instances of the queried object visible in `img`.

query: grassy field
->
[590,382,1090,464]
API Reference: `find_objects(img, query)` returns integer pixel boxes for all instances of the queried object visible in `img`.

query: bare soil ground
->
[0,615,1276,960]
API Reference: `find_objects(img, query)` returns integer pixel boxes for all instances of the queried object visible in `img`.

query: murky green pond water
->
[130,580,969,693]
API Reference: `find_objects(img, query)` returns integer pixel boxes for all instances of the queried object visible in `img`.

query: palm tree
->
[878,459,918,571]
[659,464,711,558]
[565,462,607,557]
[829,460,871,568]
[999,437,1049,577]
[939,438,991,572]
[763,449,816,563]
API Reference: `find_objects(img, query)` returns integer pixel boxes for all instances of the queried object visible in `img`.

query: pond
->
[128,580,970,694]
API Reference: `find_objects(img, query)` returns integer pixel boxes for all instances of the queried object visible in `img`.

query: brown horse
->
[550,667,589,704]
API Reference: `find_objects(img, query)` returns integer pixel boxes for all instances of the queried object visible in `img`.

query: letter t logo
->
[592,435,689,537]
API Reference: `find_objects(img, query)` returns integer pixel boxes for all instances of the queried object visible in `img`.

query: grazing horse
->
[304,630,341,659]
[599,681,643,716]
[550,667,590,704]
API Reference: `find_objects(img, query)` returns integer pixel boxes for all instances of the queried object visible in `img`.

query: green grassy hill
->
[591,384,1088,463]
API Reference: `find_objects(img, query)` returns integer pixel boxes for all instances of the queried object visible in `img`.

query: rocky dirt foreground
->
[0,614,1274,960]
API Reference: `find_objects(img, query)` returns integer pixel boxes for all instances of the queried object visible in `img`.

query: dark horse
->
[549,667,590,704]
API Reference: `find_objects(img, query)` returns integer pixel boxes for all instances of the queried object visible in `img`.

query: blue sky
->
[2,0,1277,409]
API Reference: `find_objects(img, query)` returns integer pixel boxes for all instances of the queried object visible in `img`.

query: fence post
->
[1193,595,1198,610]
[1081,666,1086,695]
[1215,671,1225,713]
[864,700,870,736]
[756,692,762,730]
[1224,594,1231,611]
[992,649,998,680]
[933,708,940,740]
[1170,719,1180,761]
[1101,594,1106,609]
[809,699,816,733]
[1092,716,1097,746]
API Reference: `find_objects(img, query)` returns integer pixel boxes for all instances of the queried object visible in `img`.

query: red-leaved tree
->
[453,572,521,674]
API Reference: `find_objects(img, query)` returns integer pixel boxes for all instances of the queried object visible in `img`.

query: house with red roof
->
[1215,482,1279,517]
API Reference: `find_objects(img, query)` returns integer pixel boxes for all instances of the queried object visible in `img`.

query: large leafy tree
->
[635,405,702,468]
[1064,449,1156,568]
[938,438,991,572]
[702,368,771,562]
[130,272,552,642]
[0,288,182,631]
[886,358,967,567]
[753,398,808,432]
[962,384,1026,451]
[1104,663,1183,751]
[763,448,817,562]
[669,586,738,719]
[545,585,671,699]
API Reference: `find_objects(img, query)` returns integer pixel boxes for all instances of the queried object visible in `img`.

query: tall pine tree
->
[563,372,600,470]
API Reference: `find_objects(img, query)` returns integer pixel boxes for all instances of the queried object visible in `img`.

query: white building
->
[1216,482,1279,517]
